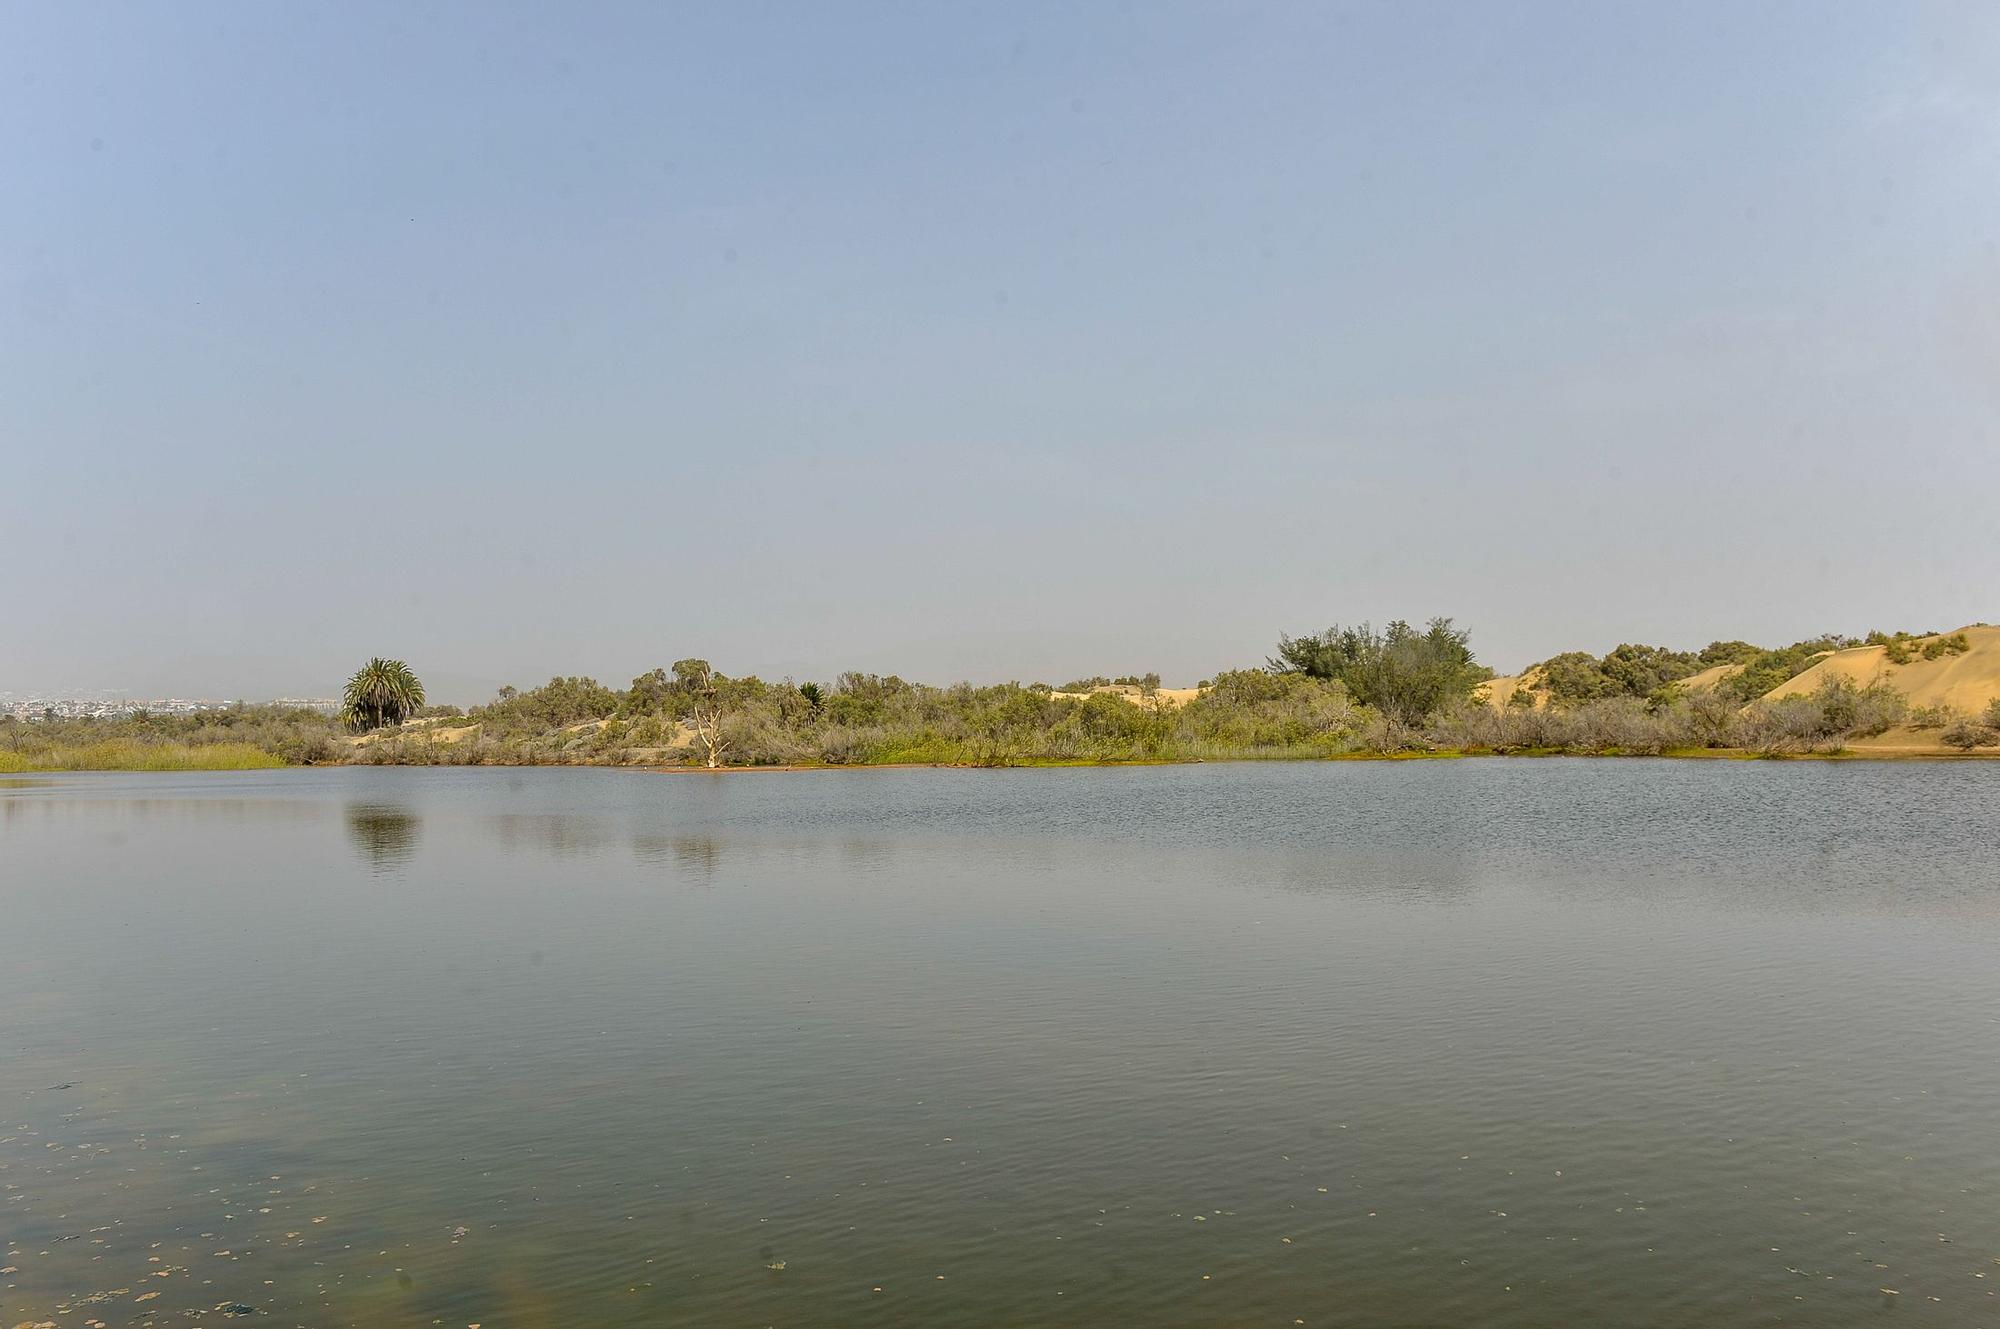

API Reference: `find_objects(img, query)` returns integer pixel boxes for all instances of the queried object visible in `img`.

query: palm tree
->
[342,658,426,732]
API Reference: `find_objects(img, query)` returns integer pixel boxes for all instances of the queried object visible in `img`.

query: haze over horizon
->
[8,2,1999,703]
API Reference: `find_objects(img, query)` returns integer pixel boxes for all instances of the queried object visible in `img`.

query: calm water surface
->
[2,762,1997,1327]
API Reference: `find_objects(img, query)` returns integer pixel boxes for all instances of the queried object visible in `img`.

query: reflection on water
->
[2,762,1999,1329]
[489,810,610,859]
[632,831,725,876]
[344,801,422,870]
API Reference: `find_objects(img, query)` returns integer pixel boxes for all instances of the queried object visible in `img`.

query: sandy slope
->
[1482,627,2000,713]
[1677,661,1745,694]
[1475,666,1545,709]
[1479,625,2000,754]
[1764,625,2000,712]
[1755,625,2000,754]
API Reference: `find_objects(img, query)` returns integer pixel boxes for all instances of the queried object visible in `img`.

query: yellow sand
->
[1475,666,1547,709]
[1676,661,1744,694]
[1835,727,1993,756]
[1048,685,1206,709]
[1762,625,2000,712]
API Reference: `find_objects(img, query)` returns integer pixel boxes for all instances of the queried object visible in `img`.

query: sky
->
[6,1,1999,702]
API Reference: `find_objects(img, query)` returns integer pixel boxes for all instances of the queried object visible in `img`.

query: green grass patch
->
[0,741,288,772]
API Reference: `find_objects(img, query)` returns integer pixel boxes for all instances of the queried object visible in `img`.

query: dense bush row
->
[346,667,1365,767]
[6,625,1993,769]
[1444,676,1909,755]
[1511,628,1976,709]
[339,666,1934,766]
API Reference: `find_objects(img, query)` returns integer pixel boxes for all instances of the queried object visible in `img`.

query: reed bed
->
[0,741,287,772]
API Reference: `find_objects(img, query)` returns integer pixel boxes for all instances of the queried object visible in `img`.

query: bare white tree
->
[674,658,727,769]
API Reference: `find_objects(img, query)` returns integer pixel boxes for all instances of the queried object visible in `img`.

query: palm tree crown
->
[342,658,426,732]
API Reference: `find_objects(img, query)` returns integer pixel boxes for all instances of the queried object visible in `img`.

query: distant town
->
[1,693,339,721]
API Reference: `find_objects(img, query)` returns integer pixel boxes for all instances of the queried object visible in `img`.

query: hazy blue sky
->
[6,2,1998,701]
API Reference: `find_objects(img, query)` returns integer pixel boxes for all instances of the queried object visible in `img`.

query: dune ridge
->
[1480,624,1999,753]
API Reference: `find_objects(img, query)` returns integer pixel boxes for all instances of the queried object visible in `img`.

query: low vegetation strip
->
[0,740,287,772]
[7,622,1998,770]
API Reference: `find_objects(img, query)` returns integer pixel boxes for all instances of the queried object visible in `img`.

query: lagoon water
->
[3,762,1998,1327]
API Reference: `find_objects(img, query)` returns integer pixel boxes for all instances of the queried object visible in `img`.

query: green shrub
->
[1907,704,1957,730]
[1271,618,1489,724]
[1940,720,1996,751]
[1720,635,1856,703]
[1739,677,1907,753]
[1698,640,1765,667]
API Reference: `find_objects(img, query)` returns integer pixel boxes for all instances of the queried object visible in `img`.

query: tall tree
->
[342,658,426,732]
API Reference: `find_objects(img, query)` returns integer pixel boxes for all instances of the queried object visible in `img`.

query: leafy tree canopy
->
[1270,618,1489,724]
[477,676,619,730]
[1534,644,1705,706]
[341,658,425,732]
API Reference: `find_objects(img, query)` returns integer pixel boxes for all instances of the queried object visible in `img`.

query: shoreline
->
[12,747,2000,776]
[398,746,2000,774]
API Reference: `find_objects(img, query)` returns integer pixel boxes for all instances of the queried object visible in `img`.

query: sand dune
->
[1477,625,1999,753]
[1676,661,1745,694]
[1475,666,1546,709]
[1483,627,2000,713]
[1763,625,2000,712]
